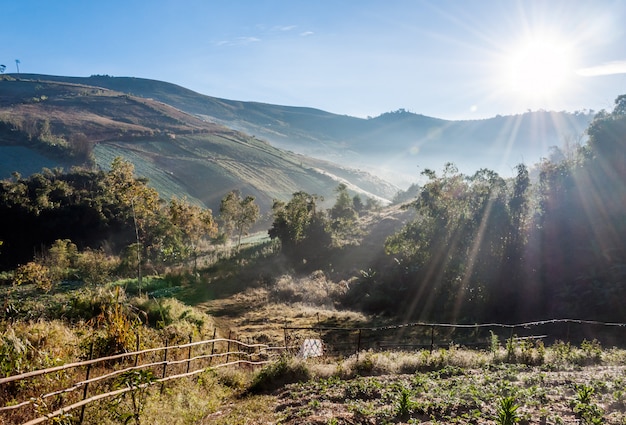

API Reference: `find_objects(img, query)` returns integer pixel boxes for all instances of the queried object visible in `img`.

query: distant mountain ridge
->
[0,74,594,196]
[15,74,594,185]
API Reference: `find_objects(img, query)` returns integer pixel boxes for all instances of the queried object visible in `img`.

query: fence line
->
[0,337,274,386]
[1,335,284,425]
[19,359,276,425]
[283,318,626,356]
[284,318,626,332]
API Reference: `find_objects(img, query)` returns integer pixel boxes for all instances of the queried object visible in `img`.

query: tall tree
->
[104,157,159,293]
[168,197,217,272]
[269,191,331,266]
[219,191,260,249]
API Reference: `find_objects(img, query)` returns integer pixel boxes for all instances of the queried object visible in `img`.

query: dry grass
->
[198,270,368,346]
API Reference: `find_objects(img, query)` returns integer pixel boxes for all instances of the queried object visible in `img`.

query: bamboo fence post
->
[186,335,193,373]
[160,339,169,393]
[134,333,140,367]
[78,342,94,425]
[283,324,288,353]
[209,328,217,365]
[226,331,232,364]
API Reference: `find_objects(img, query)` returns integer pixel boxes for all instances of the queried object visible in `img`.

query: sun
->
[502,34,574,101]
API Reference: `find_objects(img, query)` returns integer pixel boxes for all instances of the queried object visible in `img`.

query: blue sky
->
[2,0,626,119]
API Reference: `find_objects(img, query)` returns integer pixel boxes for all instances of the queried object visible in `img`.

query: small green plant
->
[506,336,516,362]
[575,383,595,405]
[490,331,500,355]
[396,386,413,418]
[580,339,602,365]
[496,396,520,425]
[112,369,157,425]
[573,383,604,424]
[32,396,74,424]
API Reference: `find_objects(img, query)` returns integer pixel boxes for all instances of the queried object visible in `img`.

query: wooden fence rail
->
[1,336,285,425]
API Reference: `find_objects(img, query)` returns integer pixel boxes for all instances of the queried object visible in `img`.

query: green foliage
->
[395,386,414,418]
[496,396,520,425]
[0,326,31,377]
[384,164,520,321]
[219,190,260,249]
[248,356,311,394]
[13,262,53,292]
[490,331,500,355]
[572,384,604,424]
[88,287,142,356]
[41,239,78,283]
[166,196,217,270]
[268,191,332,267]
[112,369,157,425]
[76,248,118,286]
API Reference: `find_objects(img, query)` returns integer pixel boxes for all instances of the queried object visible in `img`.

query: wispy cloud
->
[576,61,626,77]
[215,37,261,47]
[273,25,297,32]
[300,31,314,37]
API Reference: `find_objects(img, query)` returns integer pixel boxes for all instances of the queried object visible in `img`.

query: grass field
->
[0,145,66,178]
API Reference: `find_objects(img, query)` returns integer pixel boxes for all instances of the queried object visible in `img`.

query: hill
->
[11,74,594,187]
[0,75,397,213]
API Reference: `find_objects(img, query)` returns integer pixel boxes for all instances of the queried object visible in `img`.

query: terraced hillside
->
[0,76,397,213]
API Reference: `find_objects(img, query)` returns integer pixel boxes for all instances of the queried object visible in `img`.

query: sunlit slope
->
[0,76,397,210]
[93,133,341,213]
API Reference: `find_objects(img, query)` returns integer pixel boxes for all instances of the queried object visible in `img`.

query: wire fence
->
[4,318,626,424]
[284,318,626,358]
[0,333,285,425]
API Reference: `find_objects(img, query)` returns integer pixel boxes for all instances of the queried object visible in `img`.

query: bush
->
[132,297,210,331]
[13,262,53,292]
[248,356,311,394]
[76,249,118,287]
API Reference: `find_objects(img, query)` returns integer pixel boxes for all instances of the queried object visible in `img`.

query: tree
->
[352,195,364,214]
[219,191,260,249]
[330,184,356,220]
[384,164,516,322]
[167,197,217,272]
[0,65,5,74]
[268,192,331,266]
[105,157,160,293]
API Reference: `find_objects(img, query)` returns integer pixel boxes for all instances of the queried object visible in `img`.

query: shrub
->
[248,356,311,393]
[0,326,31,377]
[76,249,118,287]
[13,262,53,292]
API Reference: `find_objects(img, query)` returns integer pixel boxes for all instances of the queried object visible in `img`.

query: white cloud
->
[274,25,297,32]
[214,37,261,46]
[576,61,626,77]
[300,31,314,37]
